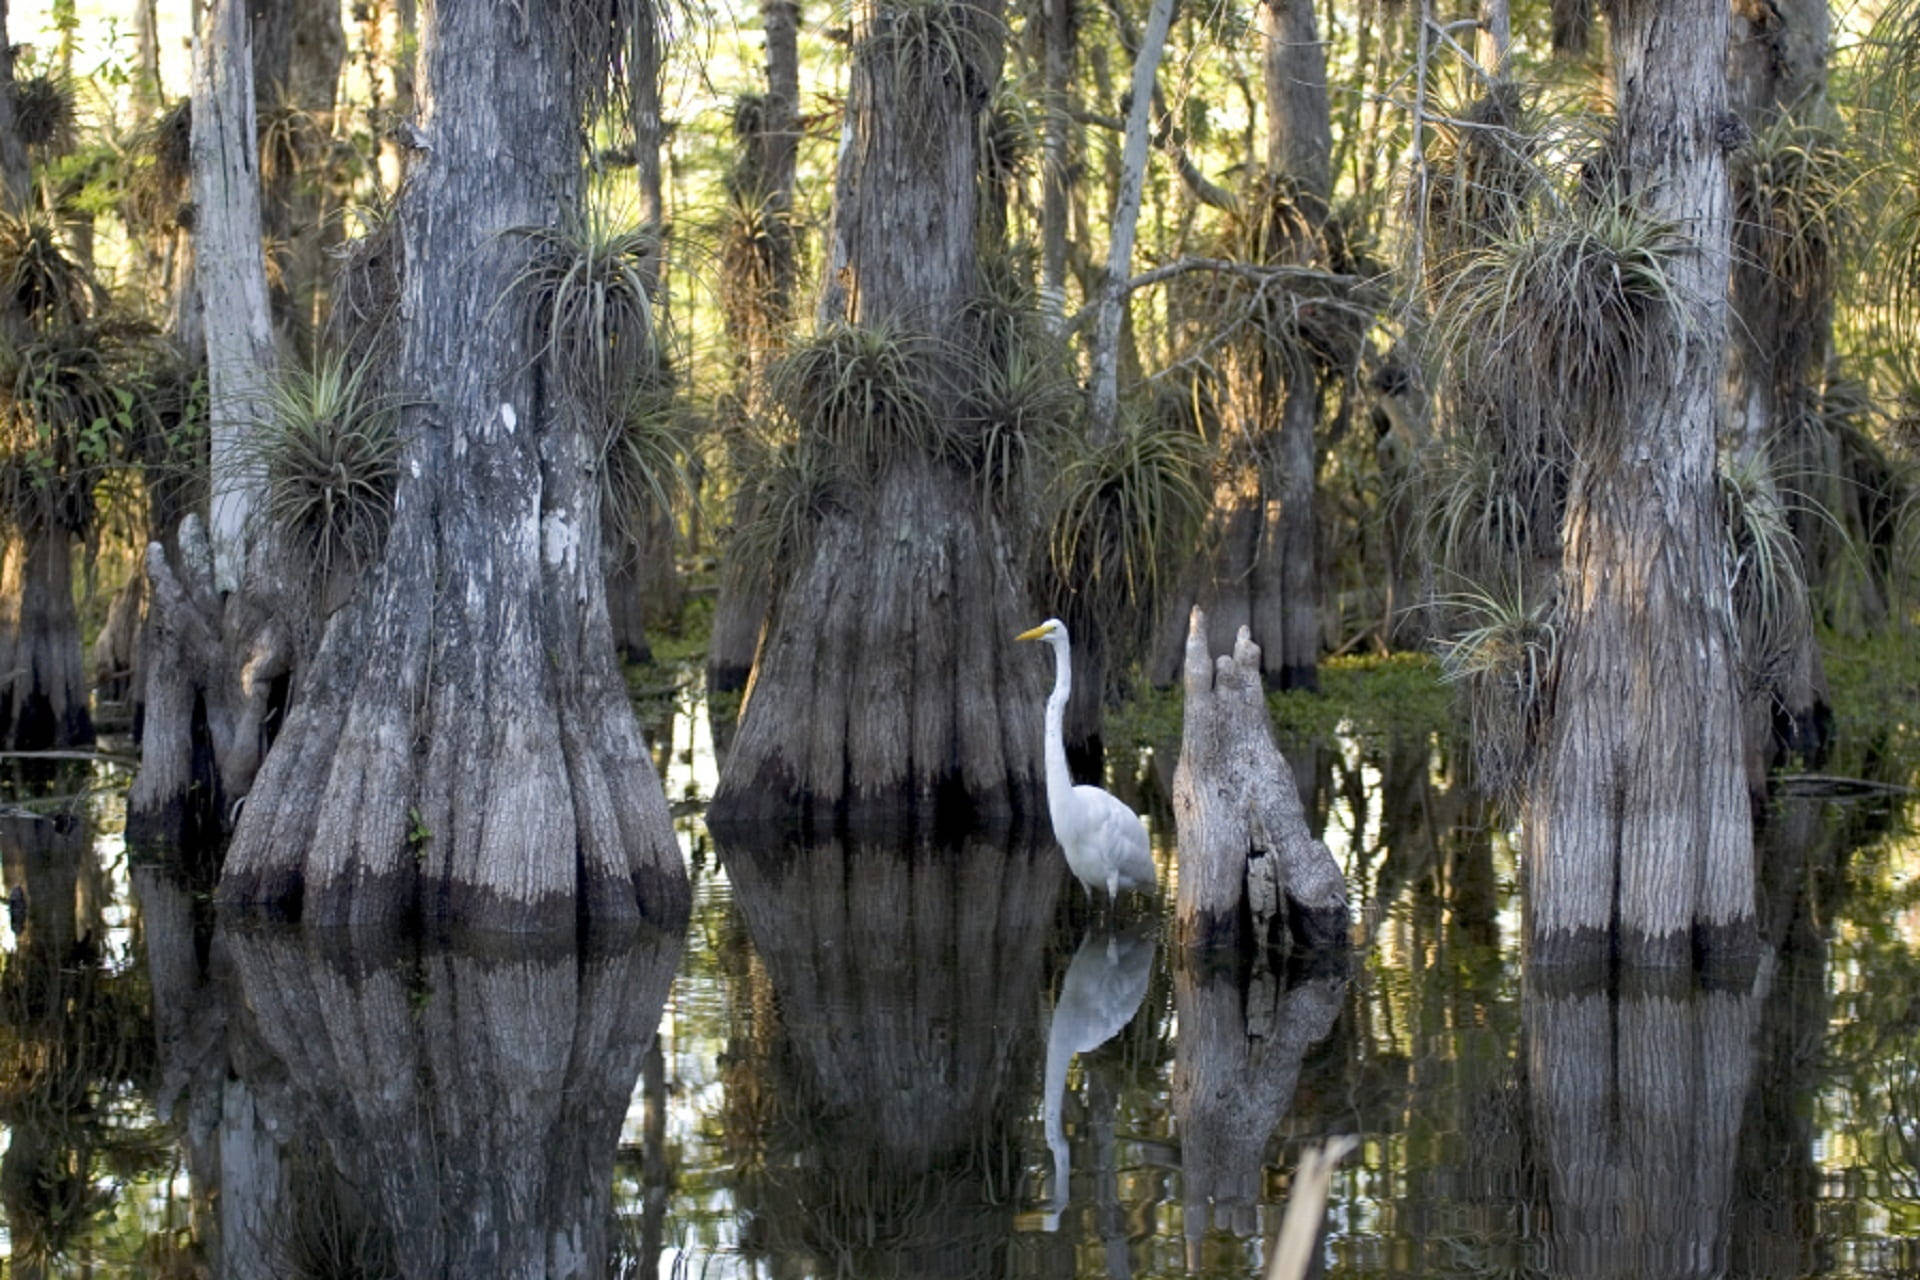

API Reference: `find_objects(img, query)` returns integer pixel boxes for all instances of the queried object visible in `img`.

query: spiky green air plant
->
[858,0,998,142]
[505,207,660,409]
[717,183,800,352]
[119,99,192,238]
[0,326,131,536]
[768,321,946,482]
[724,428,850,582]
[12,72,72,150]
[1434,185,1685,435]
[598,368,696,558]
[1731,112,1851,359]
[250,357,403,584]
[326,200,403,370]
[1420,425,1563,585]
[951,328,1077,520]
[1044,406,1210,655]
[1718,448,1813,688]
[0,212,102,333]
[1434,582,1559,803]
[1419,82,1546,278]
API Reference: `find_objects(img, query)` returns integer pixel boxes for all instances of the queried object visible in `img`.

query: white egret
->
[1015,618,1157,904]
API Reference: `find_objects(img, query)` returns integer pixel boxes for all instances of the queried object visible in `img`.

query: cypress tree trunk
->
[709,0,1048,828]
[0,524,93,749]
[218,2,688,928]
[1238,0,1332,689]
[707,0,800,695]
[129,0,289,849]
[1525,0,1755,973]
[1727,0,1835,785]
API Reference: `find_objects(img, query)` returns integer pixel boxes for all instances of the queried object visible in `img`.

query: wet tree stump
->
[1173,606,1347,951]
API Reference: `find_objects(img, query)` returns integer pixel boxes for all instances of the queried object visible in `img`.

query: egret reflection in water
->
[1041,922,1155,1232]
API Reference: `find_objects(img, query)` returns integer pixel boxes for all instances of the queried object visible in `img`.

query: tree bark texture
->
[0,0,31,208]
[1727,0,1834,783]
[128,518,287,851]
[717,831,1057,1273]
[1086,0,1174,442]
[218,2,689,928]
[1173,607,1348,950]
[1170,947,1345,1247]
[1526,975,1762,1278]
[0,524,93,749]
[1525,0,1755,973]
[193,0,276,594]
[712,0,1048,830]
[223,926,683,1278]
[705,3,800,694]
[1038,0,1072,324]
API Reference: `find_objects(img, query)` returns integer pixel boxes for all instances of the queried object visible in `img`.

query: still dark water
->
[3,693,1918,1278]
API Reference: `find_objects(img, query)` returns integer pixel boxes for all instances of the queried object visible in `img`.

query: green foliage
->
[716,182,800,348]
[1433,183,1687,431]
[768,320,944,476]
[0,211,101,331]
[1104,652,1457,750]
[506,205,660,407]
[1044,408,1209,631]
[250,356,404,581]
[858,0,996,108]
[601,371,698,554]
[1732,111,1852,339]
[13,71,72,149]
[1433,582,1558,801]
[1718,447,1812,684]
[0,323,142,534]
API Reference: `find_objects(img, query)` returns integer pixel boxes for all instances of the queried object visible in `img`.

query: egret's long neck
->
[1044,638,1074,812]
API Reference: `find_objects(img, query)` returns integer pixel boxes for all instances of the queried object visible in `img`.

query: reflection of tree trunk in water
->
[718,832,1061,1276]
[222,926,684,1277]
[0,524,95,749]
[0,816,114,1275]
[1170,949,1346,1260]
[130,864,227,1258]
[1730,795,1851,1274]
[1526,976,1762,1278]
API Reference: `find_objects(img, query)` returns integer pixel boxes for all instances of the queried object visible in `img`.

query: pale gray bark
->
[218,2,688,927]
[1525,0,1755,972]
[128,517,288,850]
[1086,0,1175,442]
[1478,0,1511,78]
[1173,607,1347,950]
[192,0,276,593]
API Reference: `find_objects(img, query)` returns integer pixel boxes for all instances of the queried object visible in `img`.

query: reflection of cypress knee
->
[1171,946,1345,1254]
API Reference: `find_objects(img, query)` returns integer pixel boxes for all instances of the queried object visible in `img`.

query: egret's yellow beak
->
[1015,623,1051,642]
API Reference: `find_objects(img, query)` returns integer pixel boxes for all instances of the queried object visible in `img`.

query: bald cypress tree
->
[218,2,687,928]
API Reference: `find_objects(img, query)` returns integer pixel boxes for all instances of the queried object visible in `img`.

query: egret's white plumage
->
[1016,618,1157,903]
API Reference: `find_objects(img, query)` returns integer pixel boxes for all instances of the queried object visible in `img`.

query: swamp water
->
[1,688,1917,1279]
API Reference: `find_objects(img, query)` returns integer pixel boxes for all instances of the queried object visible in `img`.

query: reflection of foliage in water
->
[0,814,171,1274]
